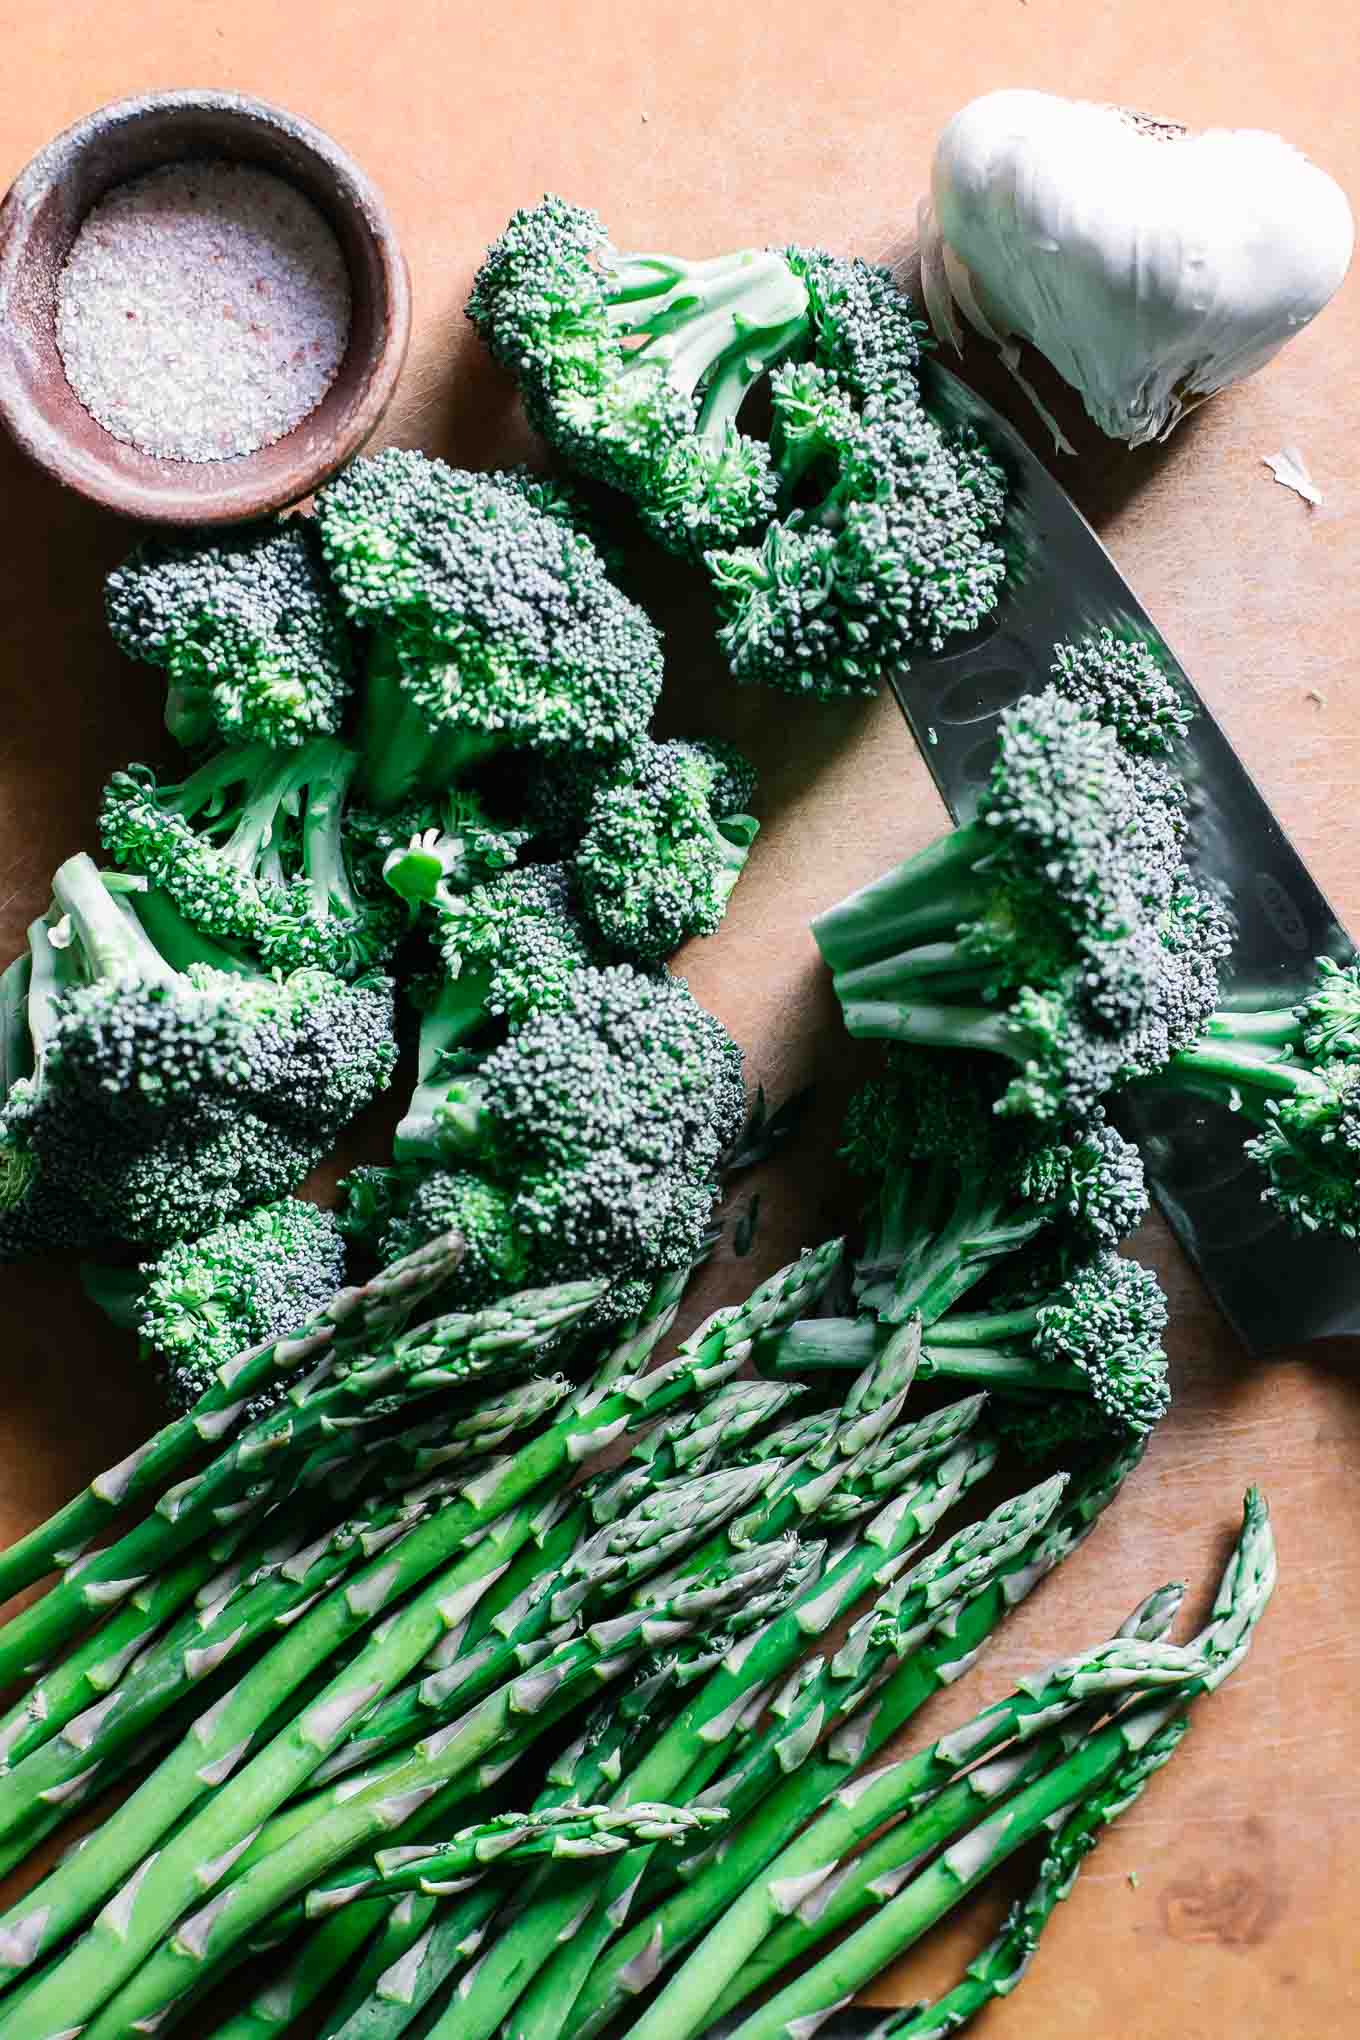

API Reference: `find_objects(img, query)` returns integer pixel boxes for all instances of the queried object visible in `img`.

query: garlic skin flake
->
[925,90,1354,446]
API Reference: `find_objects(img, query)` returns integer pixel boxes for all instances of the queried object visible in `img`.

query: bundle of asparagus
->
[0,1226,1272,2040]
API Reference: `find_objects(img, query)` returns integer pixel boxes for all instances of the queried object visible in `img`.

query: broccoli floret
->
[82,1199,346,1411]
[105,519,354,750]
[0,856,396,1254]
[814,685,1230,1121]
[1149,954,1360,1237]
[378,792,528,916]
[708,367,1007,699]
[419,963,745,1288]
[575,738,759,965]
[316,451,662,810]
[100,739,403,979]
[764,1247,1170,1446]
[843,1047,1148,1324]
[339,1162,528,1307]
[394,865,597,1160]
[1049,629,1192,757]
[467,198,814,557]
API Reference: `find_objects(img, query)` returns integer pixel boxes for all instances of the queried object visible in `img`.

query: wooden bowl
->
[0,90,411,526]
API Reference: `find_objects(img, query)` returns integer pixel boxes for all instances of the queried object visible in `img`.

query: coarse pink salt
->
[56,160,351,464]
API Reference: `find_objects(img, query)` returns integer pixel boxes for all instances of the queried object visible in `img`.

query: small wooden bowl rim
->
[0,89,412,526]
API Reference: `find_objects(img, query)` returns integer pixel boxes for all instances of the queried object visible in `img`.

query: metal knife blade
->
[887,361,1358,1354]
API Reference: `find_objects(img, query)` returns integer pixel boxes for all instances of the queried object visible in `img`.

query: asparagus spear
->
[627,1592,1199,2040]
[718,1490,1276,2040]
[0,1245,837,2032]
[0,1280,603,1689]
[869,1718,1190,2040]
[445,1441,1016,2040]
[67,1544,800,2040]
[0,1232,465,1611]
[567,1438,1145,2040]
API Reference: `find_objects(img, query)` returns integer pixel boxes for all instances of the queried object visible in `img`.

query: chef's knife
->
[876,361,1358,1355]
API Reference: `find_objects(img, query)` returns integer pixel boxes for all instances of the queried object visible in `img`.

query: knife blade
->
[885,361,1358,1354]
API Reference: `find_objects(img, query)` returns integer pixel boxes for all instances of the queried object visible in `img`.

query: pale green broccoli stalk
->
[316,451,663,810]
[575,737,759,965]
[814,687,1230,1121]
[0,855,397,1255]
[843,1046,1149,1325]
[82,1200,346,1411]
[105,518,354,749]
[99,739,403,979]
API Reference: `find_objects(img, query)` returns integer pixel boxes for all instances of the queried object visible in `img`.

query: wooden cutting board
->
[0,5,1356,2034]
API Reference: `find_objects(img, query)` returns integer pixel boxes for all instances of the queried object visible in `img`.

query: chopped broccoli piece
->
[316,450,662,809]
[82,1200,346,1411]
[575,738,759,964]
[105,519,354,750]
[415,963,745,1289]
[1150,954,1360,1237]
[394,864,597,1159]
[339,1162,527,1307]
[708,364,1007,699]
[99,739,404,979]
[843,1047,1148,1324]
[0,855,396,1255]
[814,685,1230,1121]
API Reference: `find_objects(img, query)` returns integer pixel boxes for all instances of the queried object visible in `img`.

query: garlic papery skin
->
[926,89,1354,447]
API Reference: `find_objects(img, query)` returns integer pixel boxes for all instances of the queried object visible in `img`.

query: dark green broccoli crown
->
[995,1392,1124,1462]
[105,519,354,749]
[1049,629,1192,757]
[1017,1111,1148,1248]
[99,742,404,980]
[1,864,397,1251]
[135,1199,346,1410]
[575,738,759,966]
[1245,1059,1360,1237]
[336,1162,422,1251]
[475,963,745,1278]
[1033,1249,1170,1435]
[708,375,1007,700]
[318,450,662,761]
[789,248,924,411]
[518,752,618,852]
[1295,955,1360,1061]
[438,862,596,1023]
[376,1166,527,1305]
[841,1047,1002,1181]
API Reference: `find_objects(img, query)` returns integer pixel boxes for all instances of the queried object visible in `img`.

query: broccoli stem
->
[834,998,1021,1059]
[606,252,811,431]
[127,887,258,979]
[357,640,504,811]
[811,823,995,974]
[393,985,494,1160]
[1155,1038,1321,1125]
[695,314,813,441]
[49,855,180,986]
[297,741,364,924]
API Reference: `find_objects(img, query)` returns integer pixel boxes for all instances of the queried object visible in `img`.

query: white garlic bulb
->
[922,89,1354,447]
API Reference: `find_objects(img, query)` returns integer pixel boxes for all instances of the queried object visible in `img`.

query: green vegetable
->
[316,451,662,810]
[99,740,404,978]
[0,854,397,1256]
[105,517,355,750]
[81,1198,347,1411]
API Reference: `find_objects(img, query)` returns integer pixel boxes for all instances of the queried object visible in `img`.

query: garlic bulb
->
[922,89,1354,447]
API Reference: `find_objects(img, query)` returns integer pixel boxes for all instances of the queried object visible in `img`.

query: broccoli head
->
[575,738,759,965]
[315,450,663,810]
[426,963,746,1287]
[0,856,397,1255]
[83,1199,347,1411]
[105,519,354,750]
[1048,629,1192,758]
[100,739,405,979]
[339,1161,528,1308]
[815,684,1230,1121]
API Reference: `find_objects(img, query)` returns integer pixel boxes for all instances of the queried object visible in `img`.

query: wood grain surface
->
[0,5,1357,2034]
